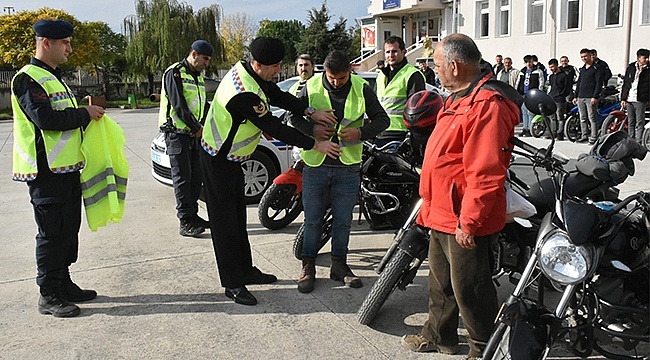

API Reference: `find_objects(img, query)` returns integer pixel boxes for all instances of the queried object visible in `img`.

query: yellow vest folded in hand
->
[80,115,129,231]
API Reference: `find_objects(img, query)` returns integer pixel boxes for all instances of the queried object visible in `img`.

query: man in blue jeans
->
[290,50,389,293]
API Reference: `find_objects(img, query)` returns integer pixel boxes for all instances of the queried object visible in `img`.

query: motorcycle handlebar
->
[607,191,649,215]
[510,137,548,161]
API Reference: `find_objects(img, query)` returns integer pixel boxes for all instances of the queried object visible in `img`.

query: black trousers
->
[27,171,82,290]
[165,132,202,220]
[199,150,253,289]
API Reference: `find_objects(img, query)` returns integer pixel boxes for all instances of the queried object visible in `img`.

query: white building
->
[357,0,649,74]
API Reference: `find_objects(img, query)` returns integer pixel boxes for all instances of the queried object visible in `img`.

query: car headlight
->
[538,230,593,285]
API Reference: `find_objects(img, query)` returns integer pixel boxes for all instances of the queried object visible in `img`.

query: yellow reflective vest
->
[11,65,84,181]
[80,115,129,231]
[301,74,366,167]
[158,62,207,133]
[376,64,424,132]
[201,62,264,161]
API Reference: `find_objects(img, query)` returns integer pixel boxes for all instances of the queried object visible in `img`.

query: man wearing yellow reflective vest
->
[12,19,105,318]
[199,37,340,306]
[159,40,213,237]
[376,36,426,146]
[290,50,390,293]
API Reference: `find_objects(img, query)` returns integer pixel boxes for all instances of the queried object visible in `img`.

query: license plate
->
[151,151,162,164]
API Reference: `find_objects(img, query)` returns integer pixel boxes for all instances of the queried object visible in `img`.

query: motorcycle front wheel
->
[599,114,622,137]
[258,184,303,230]
[482,323,512,360]
[292,210,333,260]
[642,127,650,151]
[356,248,414,325]
[564,114,583,142]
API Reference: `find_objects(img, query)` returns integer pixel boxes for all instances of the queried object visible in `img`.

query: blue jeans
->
[521,103,534,130]
[302,165,360,258]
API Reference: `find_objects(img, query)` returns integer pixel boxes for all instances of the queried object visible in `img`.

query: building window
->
[642,0,650,25]
[527,0,545,34]
[497,0,510,36]
[598,0,622,27]
[560,0,580,30]
[475,0,489,38]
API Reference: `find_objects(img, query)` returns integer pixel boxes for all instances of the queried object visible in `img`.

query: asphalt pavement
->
[0,109,646,360]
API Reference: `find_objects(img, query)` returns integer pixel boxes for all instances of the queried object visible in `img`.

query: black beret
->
[191,40,214,56]
[33,19,74,39]
[249,37,285,65]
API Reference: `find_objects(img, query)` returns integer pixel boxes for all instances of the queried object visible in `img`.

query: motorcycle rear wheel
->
[258,184,303,230]
[599,114,622,137]
[564,114,583,142]
[356,248,414,325]
[531,122,546,138]
[292,211,333,260]
[642,127,650,151]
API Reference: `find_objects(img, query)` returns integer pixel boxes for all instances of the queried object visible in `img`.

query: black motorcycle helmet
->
[403,90,444,131]
[403,90,444,166]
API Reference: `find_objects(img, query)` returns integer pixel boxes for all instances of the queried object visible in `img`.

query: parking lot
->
[0,108,645,359]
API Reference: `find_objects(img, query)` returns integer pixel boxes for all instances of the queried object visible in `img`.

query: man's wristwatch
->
[305,106,316,118]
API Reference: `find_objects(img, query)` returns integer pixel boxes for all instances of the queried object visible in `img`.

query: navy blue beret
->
[249,37,285,65]
[33,19,74,39]
[191,40,214,56]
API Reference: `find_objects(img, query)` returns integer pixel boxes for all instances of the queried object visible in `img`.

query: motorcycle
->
[258,148,305,230]
[292,138,421,260]
[564,86,620,142]
[482,90,649,360]
[644,121,650,151]
[356,91,624,326]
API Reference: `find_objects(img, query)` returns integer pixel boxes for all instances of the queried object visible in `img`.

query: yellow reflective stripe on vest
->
[377,64,423,131]
[201,62,265,161]
[301,74,366,166]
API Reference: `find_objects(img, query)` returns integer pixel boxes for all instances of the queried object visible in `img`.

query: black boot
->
[62,270,97,302]
[39,287,80,318]
[330,255,362,288]
[179,218,205,237]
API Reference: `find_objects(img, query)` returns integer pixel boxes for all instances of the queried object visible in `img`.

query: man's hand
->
[312,140,341,159]
[86,105,105,120]
[590,98,598,105]
[339,128,361,142]
[310,109,337,127]
[314,124,335,141]
[455,227,476,250]
[191,126,203,138]
[621,100,626,108]
[572,98,578,105]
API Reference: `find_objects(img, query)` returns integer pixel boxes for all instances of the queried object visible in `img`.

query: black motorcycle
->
[483,91,649,360]
[292,138,421,260]
[356,91,624,326]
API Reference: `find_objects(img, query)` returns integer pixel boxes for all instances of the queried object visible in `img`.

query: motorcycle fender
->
[397,226,429,258]
[273,167,303,192]
[608,110,626,121]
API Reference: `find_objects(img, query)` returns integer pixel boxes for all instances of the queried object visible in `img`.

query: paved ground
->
[0,109,646,359]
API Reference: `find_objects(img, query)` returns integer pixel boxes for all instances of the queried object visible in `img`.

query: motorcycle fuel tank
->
[364,152,419,184]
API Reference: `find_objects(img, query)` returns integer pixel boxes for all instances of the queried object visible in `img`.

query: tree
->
[0,8,100,69]
[298,2,353,64]
[220,12,257,68]
[123,0,223,93]
[85,21,127,99]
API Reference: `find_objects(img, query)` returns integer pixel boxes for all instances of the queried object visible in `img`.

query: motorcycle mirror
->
[524,89,557,116]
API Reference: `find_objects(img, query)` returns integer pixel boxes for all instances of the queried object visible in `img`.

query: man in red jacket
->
[401,33,520,359]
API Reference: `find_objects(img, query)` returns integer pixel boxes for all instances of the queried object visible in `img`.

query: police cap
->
[191,40,214,56]
[33,19,74,39]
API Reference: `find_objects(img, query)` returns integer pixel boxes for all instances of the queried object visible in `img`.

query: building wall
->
[457,0,648,74]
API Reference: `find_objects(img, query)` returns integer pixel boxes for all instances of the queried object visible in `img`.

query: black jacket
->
[574,63,604,99]
[548,71,572,102]
[621,61,650,103]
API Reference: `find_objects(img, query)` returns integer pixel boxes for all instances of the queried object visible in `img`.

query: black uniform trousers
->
[199,149,253,289]
[27,170,82,291]
[165,132,202,220]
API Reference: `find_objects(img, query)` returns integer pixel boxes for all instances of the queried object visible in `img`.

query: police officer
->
[12,19,105,318]
[376,36,425,146]
[159,40,213,237]
[199,37,340,306]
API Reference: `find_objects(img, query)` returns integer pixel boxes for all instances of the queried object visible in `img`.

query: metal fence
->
[0,70,107,88]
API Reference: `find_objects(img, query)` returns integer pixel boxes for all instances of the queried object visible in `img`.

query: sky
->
[7,0,371,33]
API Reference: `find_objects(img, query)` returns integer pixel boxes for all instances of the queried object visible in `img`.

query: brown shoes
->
[400,334,459,354]
[297,257,316,293]
[330,255,362,288]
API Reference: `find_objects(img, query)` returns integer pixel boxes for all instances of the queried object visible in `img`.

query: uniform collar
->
[30,57,61,79]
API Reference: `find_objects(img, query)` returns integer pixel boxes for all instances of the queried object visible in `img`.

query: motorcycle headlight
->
[538,230,593,285]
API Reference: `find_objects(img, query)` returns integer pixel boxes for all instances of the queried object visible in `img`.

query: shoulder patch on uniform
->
[253,101,268,117]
